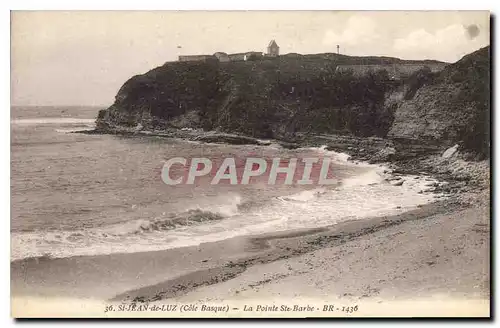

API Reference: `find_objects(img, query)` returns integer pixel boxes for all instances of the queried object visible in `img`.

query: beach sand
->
[11,121,491,317]
[11,186,490,317]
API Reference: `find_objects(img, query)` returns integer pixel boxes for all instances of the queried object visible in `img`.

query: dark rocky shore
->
[77,124,486,203]
[79,46,489,200]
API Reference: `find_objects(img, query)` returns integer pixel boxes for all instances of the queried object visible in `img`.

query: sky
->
[11,11,490,106]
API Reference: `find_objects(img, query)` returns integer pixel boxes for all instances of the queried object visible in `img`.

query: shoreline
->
[11,127,490,316]
[10,200,450,300]
[11,193,490,316]
[10,128,446,263]
[109,199,459,303]
[77,126,485,196]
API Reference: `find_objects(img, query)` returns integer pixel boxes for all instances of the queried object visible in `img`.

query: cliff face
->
[389,46,490,155]
[97,48,489,156]
[98,56,405,139]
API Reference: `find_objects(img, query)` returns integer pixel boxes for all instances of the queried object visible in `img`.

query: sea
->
[10,106,441,261]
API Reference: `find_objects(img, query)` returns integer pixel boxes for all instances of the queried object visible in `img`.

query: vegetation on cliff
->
[98,55,407,139]
[389,46,490,157]
[97,47,489,157]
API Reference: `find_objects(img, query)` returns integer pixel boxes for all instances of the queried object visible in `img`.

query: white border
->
[3,1,497,327]
[4,0,498,10]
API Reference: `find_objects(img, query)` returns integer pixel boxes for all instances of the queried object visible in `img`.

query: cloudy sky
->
[11,11,490,106]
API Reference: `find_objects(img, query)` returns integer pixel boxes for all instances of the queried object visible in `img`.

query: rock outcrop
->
[96,54,447,141]
[95,47,489,157]
[389,46,490,156]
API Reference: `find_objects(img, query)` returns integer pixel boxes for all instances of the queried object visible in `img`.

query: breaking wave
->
[11,147,445,261]
[11,207,235,261]
[104,209,227,235]
[11,118,96,125]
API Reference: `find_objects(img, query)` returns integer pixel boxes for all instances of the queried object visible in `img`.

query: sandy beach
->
[10,107,491,317]
[11,161,490,317]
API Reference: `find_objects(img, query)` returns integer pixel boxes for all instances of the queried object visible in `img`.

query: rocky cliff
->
[96,48,489,156]
[98,54,437,139]
[388,46,490,156]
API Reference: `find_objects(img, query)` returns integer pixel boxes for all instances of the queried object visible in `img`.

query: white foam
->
[307,145,378,169]
[55,126,95,133]
[11,145,445,261]
[11,118,95,125]
[11,194,244,261]
[11,171,444,261]
[278,188,326,202]
[193,194,242,217]
[341,169,385,187]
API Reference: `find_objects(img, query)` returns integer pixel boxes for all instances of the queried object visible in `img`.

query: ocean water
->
[11,106,441,261]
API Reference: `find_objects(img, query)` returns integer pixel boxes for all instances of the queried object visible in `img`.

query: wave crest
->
[134,209,225,233]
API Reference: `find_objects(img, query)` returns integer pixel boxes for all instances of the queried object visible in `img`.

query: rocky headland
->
[88,46,490,198]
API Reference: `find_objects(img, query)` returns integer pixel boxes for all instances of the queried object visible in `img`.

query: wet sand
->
[11,192,490,317]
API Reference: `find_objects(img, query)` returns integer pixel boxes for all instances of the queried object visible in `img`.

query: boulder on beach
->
[134,123,144,132]
[392,180,404,186]
[371,146,397,162]
[442,144,459,159]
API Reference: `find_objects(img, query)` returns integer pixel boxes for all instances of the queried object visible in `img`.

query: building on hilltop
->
[228,53,247,61]
[244,51,264,61]
[178,55,217,62]
[227,51,264,61]
[214,52,230,62]
[267,40,279,57]
[178,40,278,62]
[179,51,264,62]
